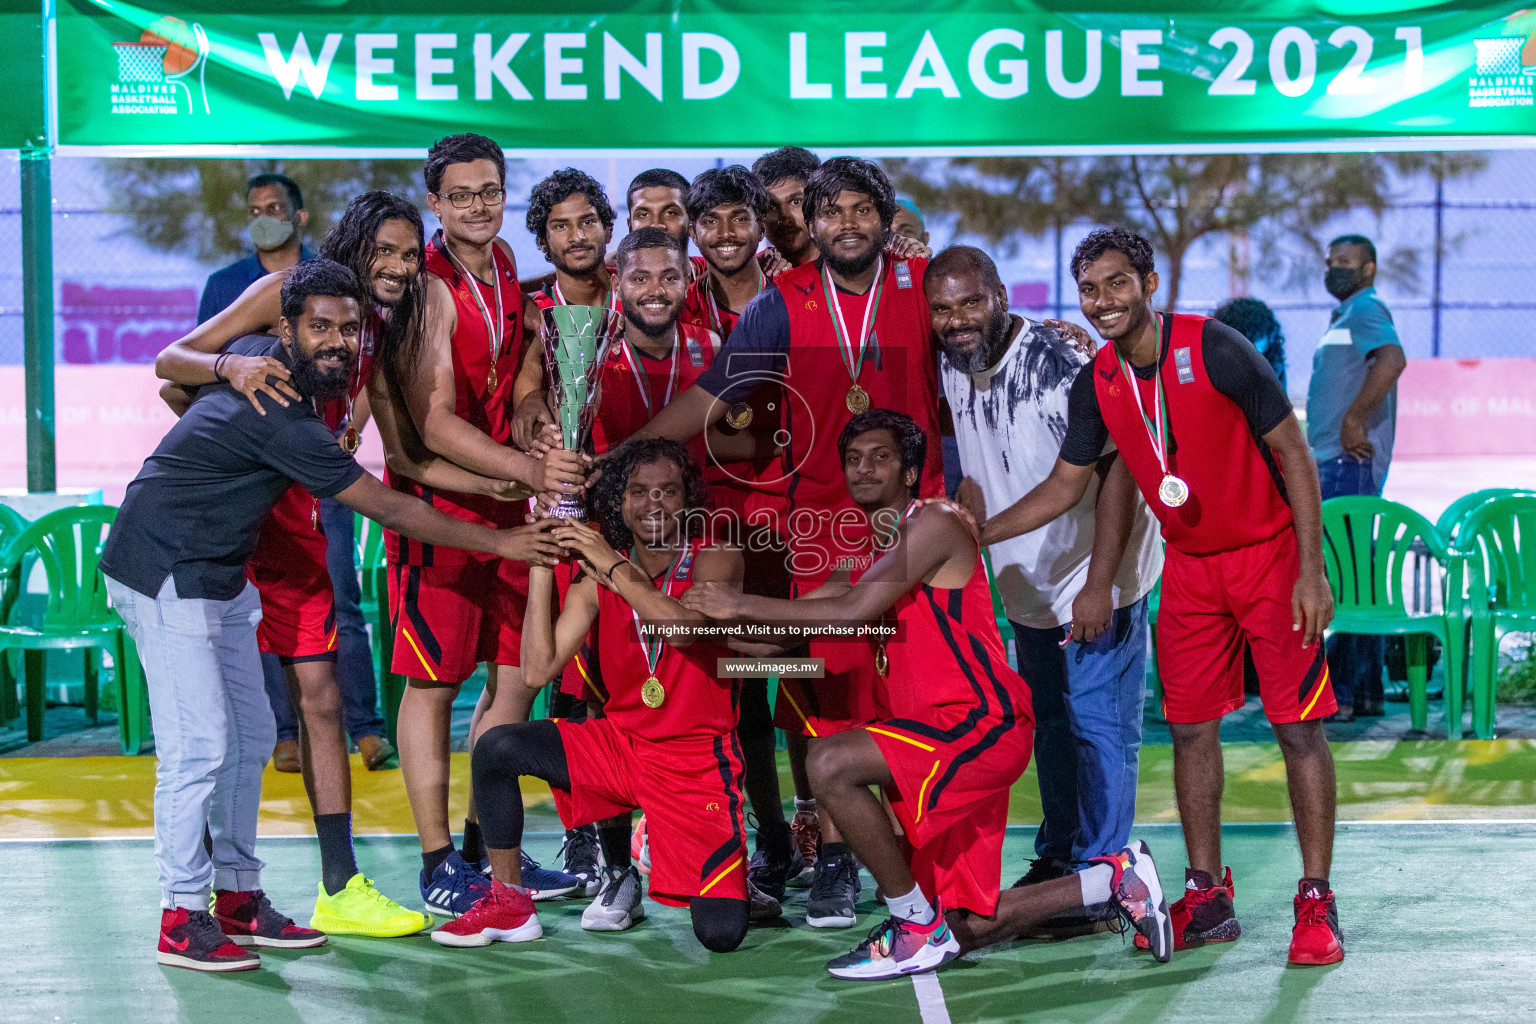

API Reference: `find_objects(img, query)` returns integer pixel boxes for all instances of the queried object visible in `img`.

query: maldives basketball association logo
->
[110,16,210,116]
[1468,11,1536,109]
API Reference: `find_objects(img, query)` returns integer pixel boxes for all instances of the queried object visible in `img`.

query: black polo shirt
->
[101,335,366,600]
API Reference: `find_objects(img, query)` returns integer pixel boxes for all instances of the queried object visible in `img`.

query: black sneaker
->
[747,818,793,903]
[561,825,602,897]
[806,854,860,929]
[1009,857,1068,889]
[157,908,260,972]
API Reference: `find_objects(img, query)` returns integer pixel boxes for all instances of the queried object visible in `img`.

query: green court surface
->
[7,823,1535,1024]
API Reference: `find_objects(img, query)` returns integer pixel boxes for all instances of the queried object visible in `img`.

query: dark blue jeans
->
[264,498,385,743]
[1316,454,1385,710]
[1013,595,1148,868]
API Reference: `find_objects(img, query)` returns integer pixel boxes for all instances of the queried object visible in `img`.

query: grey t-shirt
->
[1306,286,1400,489]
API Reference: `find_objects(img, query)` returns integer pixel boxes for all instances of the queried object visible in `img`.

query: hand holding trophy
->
[542,304,623,520]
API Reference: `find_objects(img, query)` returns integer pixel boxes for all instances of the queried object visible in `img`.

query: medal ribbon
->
[629,542,690,677]
[619,328,681,420]
[703,262,766,339]
[440,237,506,383]
[820,255,885,388]
[1113,314,1172,478]
[552,278,621,314]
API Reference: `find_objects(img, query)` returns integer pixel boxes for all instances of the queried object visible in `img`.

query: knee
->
[1273,720,1327,758]
[805,740,849,794]
[691,900,747,953]
[295,679,343,723]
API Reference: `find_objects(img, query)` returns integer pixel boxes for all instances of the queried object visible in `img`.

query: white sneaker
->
[581,867,646,932]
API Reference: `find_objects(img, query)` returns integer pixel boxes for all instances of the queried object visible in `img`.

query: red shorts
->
[773,639,878,737]
[246,486,336,660]
[388,557,529,684]
[867,710,1033,918]
[552,718,748,906]
[1157,528,1335,725]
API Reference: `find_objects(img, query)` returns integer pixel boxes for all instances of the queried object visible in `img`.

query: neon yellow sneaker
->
[309,875,429,937]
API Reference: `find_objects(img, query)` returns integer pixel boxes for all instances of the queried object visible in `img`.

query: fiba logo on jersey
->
[110,17,211,116]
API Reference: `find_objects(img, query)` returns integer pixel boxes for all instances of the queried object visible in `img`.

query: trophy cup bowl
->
[542,304,623,520]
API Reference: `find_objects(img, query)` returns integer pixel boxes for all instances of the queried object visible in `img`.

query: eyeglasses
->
[435,187,506,209]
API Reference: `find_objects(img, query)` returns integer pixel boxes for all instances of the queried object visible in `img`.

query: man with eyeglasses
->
[393,133,590,919]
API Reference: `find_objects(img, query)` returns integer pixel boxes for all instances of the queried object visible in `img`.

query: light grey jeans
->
[106,575,274,909]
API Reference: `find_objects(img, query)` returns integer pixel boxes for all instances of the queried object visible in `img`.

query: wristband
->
[604,559,628,582]
[212,353,231,383]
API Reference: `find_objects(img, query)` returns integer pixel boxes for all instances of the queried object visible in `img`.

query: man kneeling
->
[433,439,758,952]
[682,410,1175,978]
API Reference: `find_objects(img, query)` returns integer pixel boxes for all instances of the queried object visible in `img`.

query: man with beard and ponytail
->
[103,260,565,972]
[975,227,1343,967]
[433,438,757,954]
[636,157,944,930]
[156,191,522,938]
[678,408,1173,980]
[926,246,1162,932]
[397,134,590,919]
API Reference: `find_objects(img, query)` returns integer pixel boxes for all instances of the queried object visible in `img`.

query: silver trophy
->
[543,304,622,519]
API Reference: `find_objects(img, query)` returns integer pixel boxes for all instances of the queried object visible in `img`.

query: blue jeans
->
[1316,454,1385,710]
[264,498,385,742]
[106,576,272,908]
[1013,595,1148,867]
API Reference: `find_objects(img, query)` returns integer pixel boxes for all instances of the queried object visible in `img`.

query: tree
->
[887,153,1486,310]
[99,158,518,262]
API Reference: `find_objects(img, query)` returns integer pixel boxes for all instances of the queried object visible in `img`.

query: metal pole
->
[1053,220,1063,320]
[1431,171,1444,358]
[20,145,55,493]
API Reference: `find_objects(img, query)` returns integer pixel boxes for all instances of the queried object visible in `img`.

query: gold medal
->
[341,426,360,454]
[846,384,870,414]
[874,641,888,678]
[487,364,498,391]
[725,402,754,429]
[1158,473,1190,508]
[641,676,666,709]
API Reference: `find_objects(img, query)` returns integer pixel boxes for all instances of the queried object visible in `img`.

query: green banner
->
[2,0,46,149]
[54,1,1536,152]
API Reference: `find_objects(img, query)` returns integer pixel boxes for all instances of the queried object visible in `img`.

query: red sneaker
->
[158,908,261,972]
[430,880,542,948]
[1289,880,1344,965]
[787,808,820,888]
[1135,867,1240,952]
[214,889,328,948]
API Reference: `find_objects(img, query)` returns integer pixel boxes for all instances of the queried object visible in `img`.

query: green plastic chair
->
[0,506,150,753]
[0,504,32,724]
[1454,495,1536,740]
[1436,489,1536,547]
[355,512,404,747]
[1321,496,1463,735]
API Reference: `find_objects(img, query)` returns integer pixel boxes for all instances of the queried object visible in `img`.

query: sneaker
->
[430,881,542,948]
[310,875,428,937]
[1289,880,1344,966]
[1096,840,1173,963]
[520,850,582,901]
[561,825,603,898]
[826,910,960,980]
[1134,867,1240,952]
[213,889,327,948]
[631,816,652,877]
[421,849,492,919]
[787,808,820,888]
[581,866,646,931]
[747,818,793,903]
[158,908,261,972]
[1009,857,1068,889]
[748,879,783,923]
[806,854,860,929]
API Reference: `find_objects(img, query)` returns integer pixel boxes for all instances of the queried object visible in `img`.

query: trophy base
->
[550,498,586,521]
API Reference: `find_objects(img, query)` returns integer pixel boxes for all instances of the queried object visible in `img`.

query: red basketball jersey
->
[1092,313,1293,556]
[593,538,737,743]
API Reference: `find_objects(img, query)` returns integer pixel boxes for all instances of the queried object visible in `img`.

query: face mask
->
[250,214,296,251]
[1324,266,1362,301]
